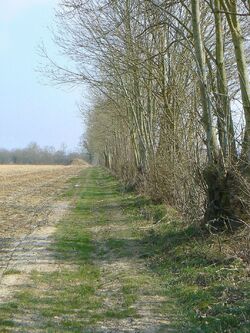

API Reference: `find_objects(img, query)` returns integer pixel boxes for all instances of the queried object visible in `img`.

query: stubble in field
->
[0,164,85,302]
[0,165,84,237]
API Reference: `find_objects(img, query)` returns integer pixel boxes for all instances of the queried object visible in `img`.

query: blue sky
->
[0,0,85,152]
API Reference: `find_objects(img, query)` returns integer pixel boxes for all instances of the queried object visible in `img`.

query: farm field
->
[0,164,85,303]
[0,165,84,238]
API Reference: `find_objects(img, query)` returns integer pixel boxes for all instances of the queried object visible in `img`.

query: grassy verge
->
[0,167,249,332]
[130,201,250,332]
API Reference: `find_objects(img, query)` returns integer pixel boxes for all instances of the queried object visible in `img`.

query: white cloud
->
[0,0,53,22]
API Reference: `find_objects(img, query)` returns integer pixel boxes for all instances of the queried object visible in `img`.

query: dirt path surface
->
[0,165,85,303]
[81,169,174,333]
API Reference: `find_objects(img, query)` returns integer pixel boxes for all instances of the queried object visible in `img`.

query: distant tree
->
[0,143,84,165]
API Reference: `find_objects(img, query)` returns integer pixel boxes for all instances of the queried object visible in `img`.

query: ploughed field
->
[0,165,82,238]
[0,164,84,302]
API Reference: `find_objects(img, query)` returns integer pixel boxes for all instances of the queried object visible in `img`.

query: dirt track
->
[0,165,85,302]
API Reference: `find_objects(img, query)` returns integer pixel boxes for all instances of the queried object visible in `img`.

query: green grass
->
[139,214,250,332]
[0,167,249,332]
[2,269,21,276]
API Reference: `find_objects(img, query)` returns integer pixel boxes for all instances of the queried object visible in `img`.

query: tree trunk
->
[191,0,243,226]
[191,0,221,164]
[214,0,237,161]
[220,0,250,167]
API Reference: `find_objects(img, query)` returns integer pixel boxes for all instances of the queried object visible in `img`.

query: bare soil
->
[0,165,84,302]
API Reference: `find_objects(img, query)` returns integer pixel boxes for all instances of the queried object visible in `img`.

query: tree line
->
[46,0,250,227]
[0,142,85,165]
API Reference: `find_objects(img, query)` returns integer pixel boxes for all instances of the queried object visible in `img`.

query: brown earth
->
[0,165,85,302]
[0,165,83,238]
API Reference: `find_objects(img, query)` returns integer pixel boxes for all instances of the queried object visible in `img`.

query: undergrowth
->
[130,197,250,332]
